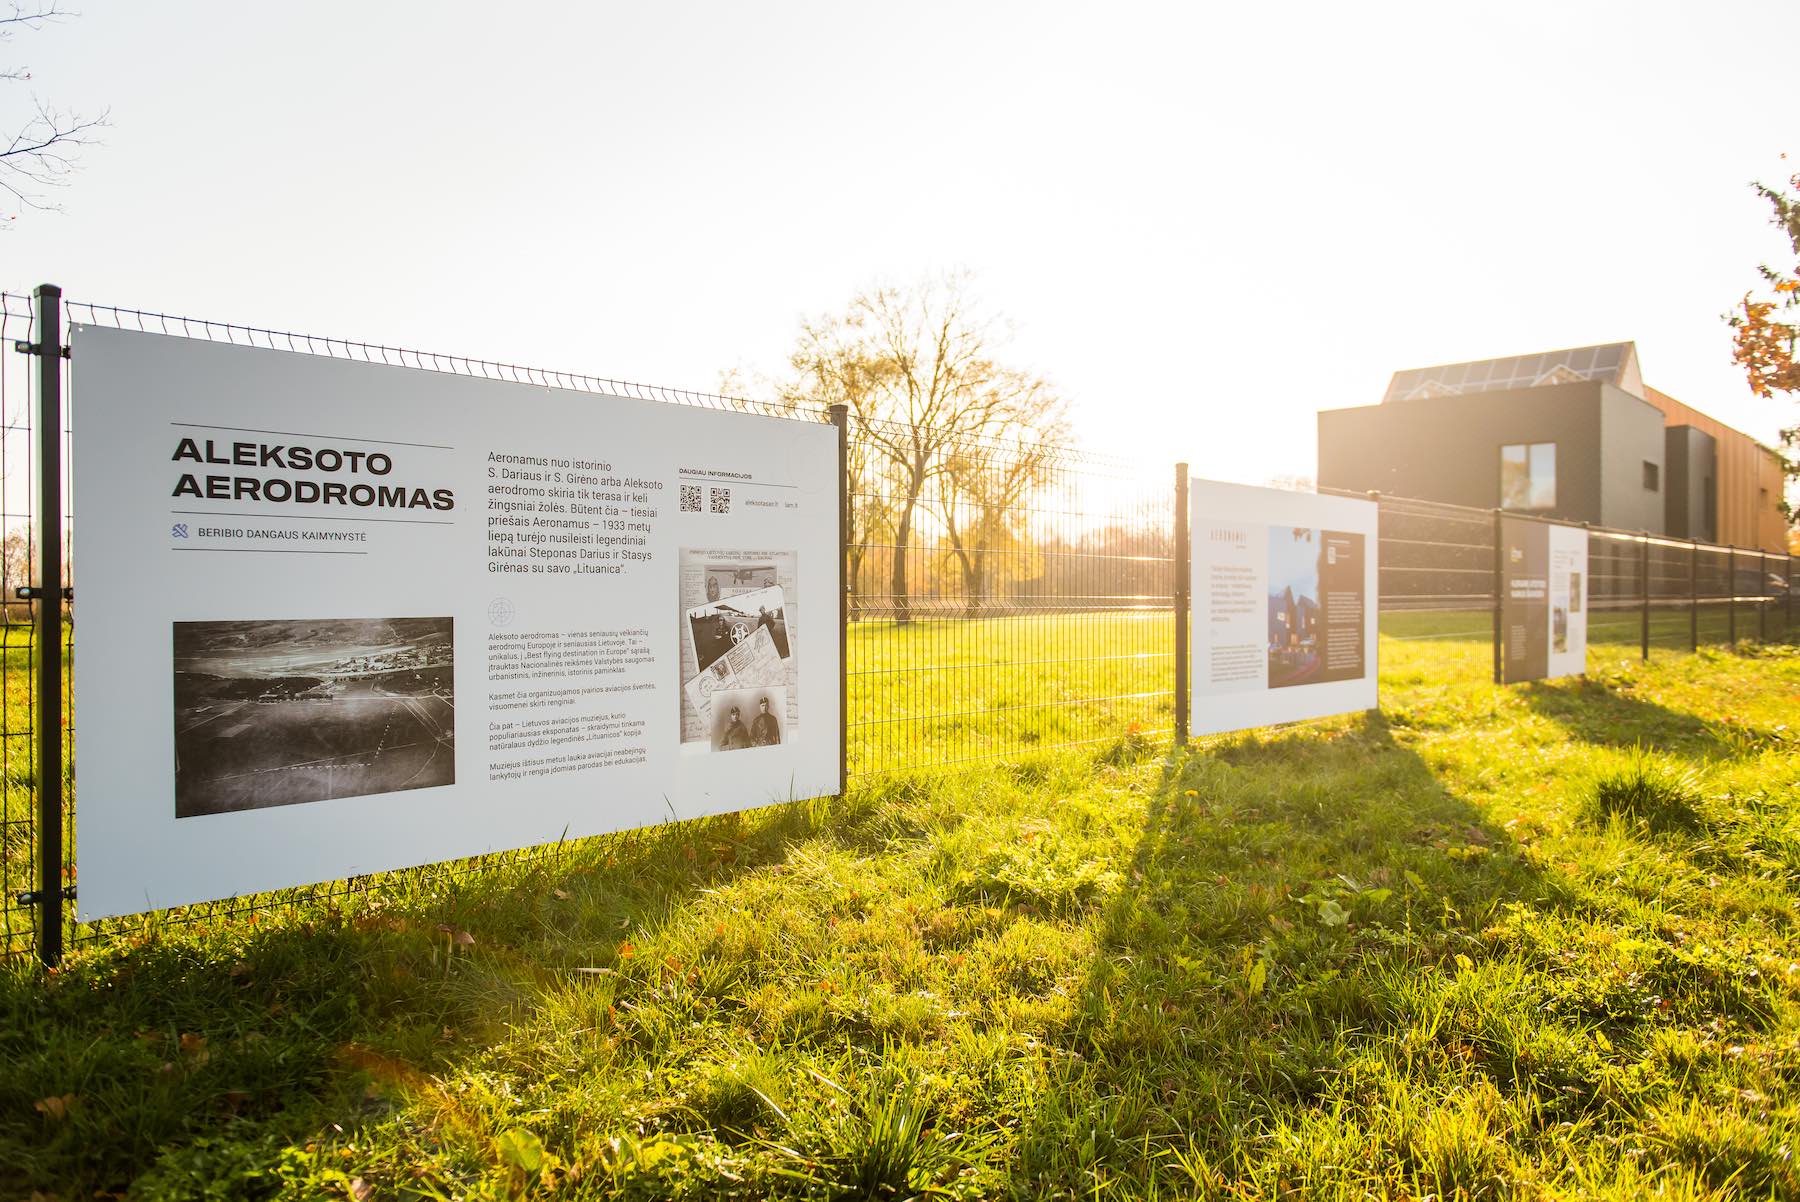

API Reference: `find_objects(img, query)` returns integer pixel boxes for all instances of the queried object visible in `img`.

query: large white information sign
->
[72,327,841,919]
[1190,482,1379,736]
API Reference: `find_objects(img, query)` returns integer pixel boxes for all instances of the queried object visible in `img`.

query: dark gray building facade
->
[1663,425,1716,541]
[1318,344,1718,539]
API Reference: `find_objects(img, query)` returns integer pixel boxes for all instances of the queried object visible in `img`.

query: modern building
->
[1317,343,1790,551]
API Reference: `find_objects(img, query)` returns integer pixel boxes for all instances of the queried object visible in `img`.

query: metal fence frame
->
[3,285,1795,966]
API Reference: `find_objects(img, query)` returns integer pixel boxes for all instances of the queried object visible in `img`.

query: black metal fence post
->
[1728,546,1737,648]
[26,283,65,969]
[1758,551,1768,645]
[1640,532,1650,662]
[1173,462,1189,747]
[1492,509,1505,685]
[1690,540,1699,651]
[828,403,848,793]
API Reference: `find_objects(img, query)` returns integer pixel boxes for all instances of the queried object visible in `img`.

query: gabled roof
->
[1383,342,1642,403]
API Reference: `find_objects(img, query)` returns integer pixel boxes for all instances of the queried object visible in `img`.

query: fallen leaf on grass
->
[495,1128,546,1173]
[33,1094,75,1121]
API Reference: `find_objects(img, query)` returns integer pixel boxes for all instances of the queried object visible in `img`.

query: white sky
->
[5,1,1798,488]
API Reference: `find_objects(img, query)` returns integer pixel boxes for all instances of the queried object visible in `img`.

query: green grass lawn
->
[4,628,1800,1199]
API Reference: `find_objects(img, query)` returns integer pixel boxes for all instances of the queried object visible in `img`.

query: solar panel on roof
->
[1383,343,1635,402]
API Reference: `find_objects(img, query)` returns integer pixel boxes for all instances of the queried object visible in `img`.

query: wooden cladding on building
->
[1643,387,1788,553]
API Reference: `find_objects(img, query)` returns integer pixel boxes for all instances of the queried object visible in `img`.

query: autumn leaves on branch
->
[1729,162,1800,498]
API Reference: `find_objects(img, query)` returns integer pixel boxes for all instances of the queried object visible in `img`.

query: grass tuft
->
[1580,746,1706,832]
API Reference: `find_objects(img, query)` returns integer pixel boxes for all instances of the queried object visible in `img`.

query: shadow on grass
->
[1520,675,1733,757]
[0,786,893,1196]
[1005,711,1571,1195]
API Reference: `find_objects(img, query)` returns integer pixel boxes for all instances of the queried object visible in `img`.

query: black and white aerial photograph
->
[172,617,455,817]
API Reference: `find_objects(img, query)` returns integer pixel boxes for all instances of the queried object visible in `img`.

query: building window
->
[1500,442,1556,509]
[1643,461,1659,491]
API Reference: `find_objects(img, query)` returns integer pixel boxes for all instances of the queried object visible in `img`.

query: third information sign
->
[1499,515,1588,683]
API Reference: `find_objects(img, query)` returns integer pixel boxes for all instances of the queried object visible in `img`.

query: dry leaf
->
[349,1178,373,1201]
[33,1094,74,1121]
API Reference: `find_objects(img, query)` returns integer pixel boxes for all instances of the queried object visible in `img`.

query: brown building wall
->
[1641,387,1788,553]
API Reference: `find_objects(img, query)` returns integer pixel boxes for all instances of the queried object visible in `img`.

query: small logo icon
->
[488,597,515,627]
[171,523,189,539]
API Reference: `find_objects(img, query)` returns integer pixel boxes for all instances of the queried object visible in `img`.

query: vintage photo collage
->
[678,549,798,753]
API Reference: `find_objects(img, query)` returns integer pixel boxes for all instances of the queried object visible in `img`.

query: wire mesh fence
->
[0,287,1795,962]
[845,436,1174,775]
[0,291,42,963]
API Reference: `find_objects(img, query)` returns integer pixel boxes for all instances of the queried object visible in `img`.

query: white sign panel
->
[1499,516,1588,682]
[71,326,841,919]
[1190,482,1379,736]
[1547,524,1588,680]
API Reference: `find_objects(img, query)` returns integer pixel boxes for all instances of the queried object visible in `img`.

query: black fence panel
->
[2,288,1794,964]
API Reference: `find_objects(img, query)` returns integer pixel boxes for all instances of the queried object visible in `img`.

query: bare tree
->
[2,2,105,223]
[936,401,1068,618]
[833,275,1065,624]
[774,317,897,619]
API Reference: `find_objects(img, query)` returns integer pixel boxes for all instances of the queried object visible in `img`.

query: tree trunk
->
[891,488,919,626]
[966,547,987,620]
[955,547,981,619]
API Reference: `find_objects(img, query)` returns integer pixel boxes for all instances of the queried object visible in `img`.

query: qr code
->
[709,487,731,514]
[680,484,701,512]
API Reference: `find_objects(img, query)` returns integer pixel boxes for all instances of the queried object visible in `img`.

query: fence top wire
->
[15,291,814,424]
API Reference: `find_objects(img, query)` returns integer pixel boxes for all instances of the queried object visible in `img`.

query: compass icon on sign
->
[488,597,515,627]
